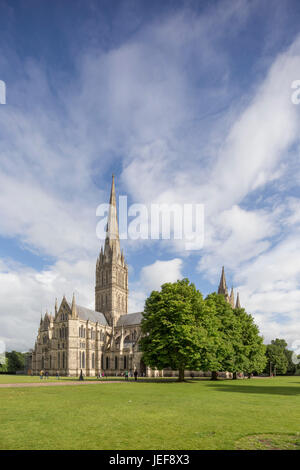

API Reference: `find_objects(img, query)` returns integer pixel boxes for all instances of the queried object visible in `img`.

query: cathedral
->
[31,176,241,377]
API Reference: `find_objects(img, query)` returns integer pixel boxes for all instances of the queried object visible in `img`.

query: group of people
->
[39,369,142,381]
[39,370,50,379]
[124,370,138,381]
[39,370,60,380]
[95,370,140,381]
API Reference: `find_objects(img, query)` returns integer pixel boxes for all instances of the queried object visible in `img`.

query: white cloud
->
[0,257,95,351]
[1,2,300,351]
[128,258,184,314]
[140,258,183,292]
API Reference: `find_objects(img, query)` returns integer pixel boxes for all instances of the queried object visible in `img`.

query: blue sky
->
[1,0,300,351]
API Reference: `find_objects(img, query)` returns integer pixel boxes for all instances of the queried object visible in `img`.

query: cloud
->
[1,1,300,351]
[128,258,184,313]
[140,258,183,291]
[0,257,95,351]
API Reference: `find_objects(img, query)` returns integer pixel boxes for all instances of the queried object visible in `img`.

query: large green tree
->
[204,294,237,379]
[6,351,25,372]
[140,280,267,381]
[233,307,266,377]
[205,294,266,379]
[140,279,219,381]
[265,339,289,375]
[0,360,8,372]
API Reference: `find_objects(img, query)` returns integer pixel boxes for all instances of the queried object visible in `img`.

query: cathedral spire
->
[218,266,228,296]
[235,292,241,309]
[95,175,129,326]
[71,292,77,318]
[229,287,235,308]
[104,174,121,259]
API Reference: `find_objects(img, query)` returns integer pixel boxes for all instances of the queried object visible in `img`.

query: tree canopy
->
[5,351,25,373]
[140,279,220,381]
[140,279,266,381]
[140,279,266,380]
[265,339,290,375]
[205,293,266,378]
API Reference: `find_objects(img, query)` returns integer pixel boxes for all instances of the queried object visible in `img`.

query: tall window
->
[124,356,127,369]
[58,352,60,368]
[115,356,118,370]
[82,351,85,369]
[106,356,109,369]
[92,353,95,369]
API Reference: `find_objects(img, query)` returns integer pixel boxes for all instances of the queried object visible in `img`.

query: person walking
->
[125,370,129,381]
[40,370,44,380]
[56,370,60,380]
[134,369,138,382]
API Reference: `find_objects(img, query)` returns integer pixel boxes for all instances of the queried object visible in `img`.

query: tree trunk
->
[178,368,185,382]
[232,372,237,380]
[211,370,218,381]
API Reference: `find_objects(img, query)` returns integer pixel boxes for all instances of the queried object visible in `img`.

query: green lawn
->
[0,376,299,450]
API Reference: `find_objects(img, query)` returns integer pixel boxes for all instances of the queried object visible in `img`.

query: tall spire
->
[235,292,241,309]
[71,292,77,318]
[95,175,129,326]
[218,266,228,296]
[104,174,121,259]
[229,287,235,308]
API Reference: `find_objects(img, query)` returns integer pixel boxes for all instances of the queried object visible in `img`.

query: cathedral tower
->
[95,175,128,326]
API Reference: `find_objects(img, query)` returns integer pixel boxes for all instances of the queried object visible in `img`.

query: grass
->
[0,376,299,450]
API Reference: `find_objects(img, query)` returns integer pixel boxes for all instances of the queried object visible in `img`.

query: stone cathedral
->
[31,176,241,377]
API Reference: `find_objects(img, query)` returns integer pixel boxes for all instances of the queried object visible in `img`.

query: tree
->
[204,294,266,379]
[140,279,219,381]
[204,294,237,379]
[0,360,8,373]
[265,339,289,375]
[233,307,266,378]
[6,351,25,372]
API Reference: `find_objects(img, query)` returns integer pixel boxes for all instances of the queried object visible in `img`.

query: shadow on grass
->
[205,382,300,396]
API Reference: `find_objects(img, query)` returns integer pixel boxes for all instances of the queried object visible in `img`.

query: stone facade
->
[32,176,241,377]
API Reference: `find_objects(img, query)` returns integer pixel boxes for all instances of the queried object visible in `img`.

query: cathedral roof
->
[67,302,108,325]
[117,312,143,326]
